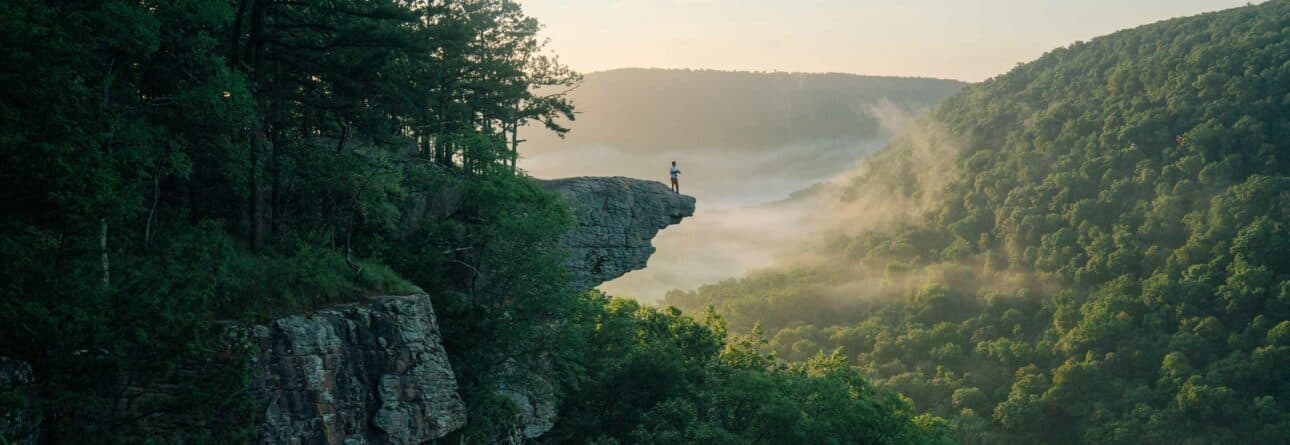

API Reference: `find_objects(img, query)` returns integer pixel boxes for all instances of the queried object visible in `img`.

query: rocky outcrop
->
[251,295,466,445]
[498,382,555,440]
[112,292,464,441]
[117,295,466,444]
[490,177,692,441]
[541,177,696,290]
[493,363,558,443]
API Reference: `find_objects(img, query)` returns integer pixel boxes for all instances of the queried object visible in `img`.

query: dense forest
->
[668,2,1290,444]
[0,1,950,443]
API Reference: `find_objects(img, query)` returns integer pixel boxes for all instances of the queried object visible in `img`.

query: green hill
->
[667,2,1290,444]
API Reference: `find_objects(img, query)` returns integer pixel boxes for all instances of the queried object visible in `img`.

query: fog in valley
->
[520,68,963,299]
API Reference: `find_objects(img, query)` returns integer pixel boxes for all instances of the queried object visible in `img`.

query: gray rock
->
[251,295,466,445]
[498,386,555,440]
[541,176,696,290]
[495,363,557,441]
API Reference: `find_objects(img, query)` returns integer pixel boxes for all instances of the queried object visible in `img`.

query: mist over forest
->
[520,68,964,204]
[665,3,1290,443]
[521,68,965,298]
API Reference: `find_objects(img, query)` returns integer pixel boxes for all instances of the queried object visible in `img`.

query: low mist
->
[523,137,880,300]
[519,70,965,300]
[524,138,885,210]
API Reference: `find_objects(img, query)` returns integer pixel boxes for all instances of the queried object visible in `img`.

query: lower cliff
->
[541,177,696,291]
[249,295,466,444]
[109,295,467,445]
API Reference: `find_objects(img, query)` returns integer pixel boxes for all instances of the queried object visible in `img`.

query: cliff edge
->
[541,176,696,291]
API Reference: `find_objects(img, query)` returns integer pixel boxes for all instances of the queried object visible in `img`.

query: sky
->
[519,0,1256,82]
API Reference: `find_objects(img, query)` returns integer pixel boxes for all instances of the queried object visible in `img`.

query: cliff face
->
[541,177,696,291]
[250,295,466,444]
[112,295,466,445]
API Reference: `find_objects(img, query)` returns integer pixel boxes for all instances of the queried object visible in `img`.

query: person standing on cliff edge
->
[670,161,681,193]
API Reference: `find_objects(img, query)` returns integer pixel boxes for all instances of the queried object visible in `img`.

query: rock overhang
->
[539,176,696,291]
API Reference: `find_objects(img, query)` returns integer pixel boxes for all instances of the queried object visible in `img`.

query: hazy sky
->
[519,0,1255,82]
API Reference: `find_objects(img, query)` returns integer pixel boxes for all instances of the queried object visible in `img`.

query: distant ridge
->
[588,67,964,82]
[523,68,966,154]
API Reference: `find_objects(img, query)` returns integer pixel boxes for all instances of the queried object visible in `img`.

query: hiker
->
[669,161,681,193]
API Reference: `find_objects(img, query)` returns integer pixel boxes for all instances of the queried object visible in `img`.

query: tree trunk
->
[508,116,522,173]
[247,0,270,252]
[229,0,250,68]
[270,95,284,239]
[144,171,159,249]
[335,120,350,154]
[250,116,267,252]
[100,219,110,289]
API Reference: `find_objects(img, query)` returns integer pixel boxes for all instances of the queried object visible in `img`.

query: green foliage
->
[669,2,1290,444]
[0,0,579,441]
[544,294,954,445]
[399,172,583,443]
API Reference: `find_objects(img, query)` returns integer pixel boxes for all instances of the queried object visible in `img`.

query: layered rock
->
[114,295,465,444]
[251,295,466,444]
[493,364,558,443]
[541,176,696,291]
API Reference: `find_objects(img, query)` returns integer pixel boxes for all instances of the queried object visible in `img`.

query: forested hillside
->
[668,2,1290,444]
[0,1,950,443]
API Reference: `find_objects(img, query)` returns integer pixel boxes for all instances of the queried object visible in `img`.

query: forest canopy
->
[668,2,1290,444]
